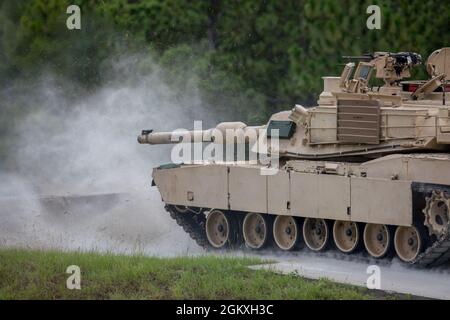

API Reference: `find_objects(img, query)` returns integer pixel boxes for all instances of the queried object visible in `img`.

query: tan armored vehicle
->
[138,48,450,267]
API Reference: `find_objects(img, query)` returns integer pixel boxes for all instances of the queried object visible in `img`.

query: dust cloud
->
[0,54,214,256]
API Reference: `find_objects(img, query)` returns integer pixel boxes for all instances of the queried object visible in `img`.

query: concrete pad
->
[250,255,450,300]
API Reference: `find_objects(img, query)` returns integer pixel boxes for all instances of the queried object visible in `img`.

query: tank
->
[138,48,450,266]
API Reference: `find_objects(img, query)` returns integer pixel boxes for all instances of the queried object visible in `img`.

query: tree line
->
[1,0,448,124]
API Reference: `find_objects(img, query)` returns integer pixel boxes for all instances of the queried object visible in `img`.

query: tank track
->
[165,203,450,267]
[412,223,450,267]
[165,204,209,249]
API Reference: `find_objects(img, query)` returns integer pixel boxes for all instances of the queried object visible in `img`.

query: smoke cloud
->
[0,53,216,256]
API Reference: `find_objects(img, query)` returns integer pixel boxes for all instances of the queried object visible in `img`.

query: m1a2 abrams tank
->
[138,47,450,267]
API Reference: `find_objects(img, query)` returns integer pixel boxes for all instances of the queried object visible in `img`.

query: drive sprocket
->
[423,190,450,237]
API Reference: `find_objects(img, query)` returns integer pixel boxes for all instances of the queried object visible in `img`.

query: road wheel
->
[394,225,425,263]
[242,212,273,249]
[303,218,330,251]
[333,220,361,254]
[273,215,301,251]
[205,209,235,249]
[363,223,393,258]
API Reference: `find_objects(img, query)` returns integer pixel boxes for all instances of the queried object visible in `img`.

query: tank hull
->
[153,154,450,225]
[152,154,450,266]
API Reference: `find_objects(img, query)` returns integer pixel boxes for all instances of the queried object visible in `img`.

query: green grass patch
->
[0,248,400,300]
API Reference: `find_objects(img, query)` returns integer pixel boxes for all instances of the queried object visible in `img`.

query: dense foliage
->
[1,0,449,120]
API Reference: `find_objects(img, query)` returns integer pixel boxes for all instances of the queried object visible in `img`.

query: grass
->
[0,248,401,300]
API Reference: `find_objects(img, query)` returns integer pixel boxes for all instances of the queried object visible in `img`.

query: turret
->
[139,48,450,162]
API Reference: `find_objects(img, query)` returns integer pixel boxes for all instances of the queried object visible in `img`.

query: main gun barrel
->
[137,130,215,144]
[137,122,263,145]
